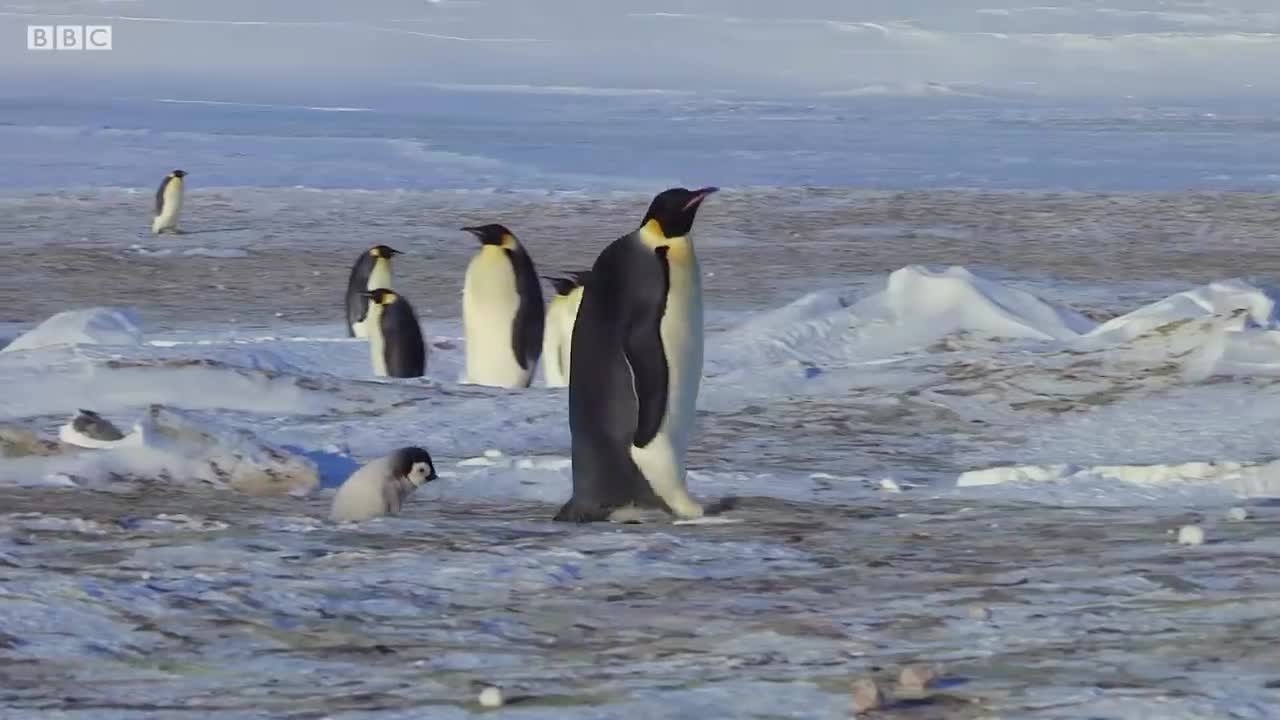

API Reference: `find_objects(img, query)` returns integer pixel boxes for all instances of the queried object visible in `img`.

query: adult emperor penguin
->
[541,271,589,388]
[460,224,544,388]
[364,288,427,378]
[556,186,718,523]
[345,244,401,338]
[331,446,438,522]
[151,169,187,235]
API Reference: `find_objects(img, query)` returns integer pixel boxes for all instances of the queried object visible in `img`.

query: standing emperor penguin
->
[541,271,589,388]
[460,224,544,388]
[556,187,718,523]
[364,288,427,378]
[345,244,401,338]
[151,169,187,235]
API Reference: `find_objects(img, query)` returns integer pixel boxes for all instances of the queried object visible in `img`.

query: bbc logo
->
[27,25,113,51]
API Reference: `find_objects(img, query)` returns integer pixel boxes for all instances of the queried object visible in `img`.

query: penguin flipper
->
[623,299,669,449]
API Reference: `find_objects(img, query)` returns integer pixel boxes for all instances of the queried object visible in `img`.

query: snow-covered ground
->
[5,0,1280,716]
[4,204,1280,715]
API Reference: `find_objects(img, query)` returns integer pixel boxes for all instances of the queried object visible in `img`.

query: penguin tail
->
[553,498,614,523]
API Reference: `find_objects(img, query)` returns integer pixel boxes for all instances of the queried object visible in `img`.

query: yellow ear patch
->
[500,234,518,251]
[379,291,397,304]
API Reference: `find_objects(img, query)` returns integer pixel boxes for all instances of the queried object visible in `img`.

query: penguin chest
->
[656,239,704,451]
[367,307,390,377]
[159,180,183,218]
[366,259,392,291]
[462,248,524,385]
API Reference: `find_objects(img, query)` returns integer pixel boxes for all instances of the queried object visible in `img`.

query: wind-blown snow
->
[1,307,143,354]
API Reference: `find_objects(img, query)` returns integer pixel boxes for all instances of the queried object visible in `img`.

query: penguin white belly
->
[353,261,393,339]
[628,239,704,519]
[331,457,392,522]
[152,179,184,233]
[367,305,390,377]
[462,247,526,387]
[561,288,584,382]
[542,297,571,387]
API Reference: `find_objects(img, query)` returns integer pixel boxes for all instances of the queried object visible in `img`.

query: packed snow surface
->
[3,217,1280,715]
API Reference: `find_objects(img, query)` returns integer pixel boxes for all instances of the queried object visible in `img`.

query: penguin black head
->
[641,186,718,239]
[390,446,437,487]
[171,169,187,178]
[543,271,590,296]
[363,288,400,305]
[462,224,519,250]
[369,245,402,259]
[543,276,573,296]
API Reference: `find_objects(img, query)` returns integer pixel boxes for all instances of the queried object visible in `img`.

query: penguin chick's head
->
[641,186,718,239]
[390,446,438,487]
[462,224,519,250]
[369,244,402,259]
[171,169,187,178]
[363,288,399,305]
[543,270,590,296]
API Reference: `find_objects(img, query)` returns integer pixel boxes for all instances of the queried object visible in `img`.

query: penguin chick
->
[331,446,438,522]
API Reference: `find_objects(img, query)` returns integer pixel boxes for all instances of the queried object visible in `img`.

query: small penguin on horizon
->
[558,187,719,523]
[363,288,427,378]
[346,244,402,338]
[151,169,187,235]
[331,446,438,522]
[541,271,589,388]
[460,224,544,388]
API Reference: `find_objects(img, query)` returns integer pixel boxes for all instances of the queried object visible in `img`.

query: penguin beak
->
[683,186,718,212]
[387,247,402,256]
[461,226,485,241]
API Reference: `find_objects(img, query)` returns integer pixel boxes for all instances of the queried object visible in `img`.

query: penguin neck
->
[637,219,695,264]
[367,257,393,291]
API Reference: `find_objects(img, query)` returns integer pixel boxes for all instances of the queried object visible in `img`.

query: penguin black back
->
[376,289,427,376]
[346,245,400,337]
[507,237,545,373]
[372,289,426,378]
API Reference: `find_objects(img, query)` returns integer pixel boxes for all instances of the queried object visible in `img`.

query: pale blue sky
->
[4,0,1279,99]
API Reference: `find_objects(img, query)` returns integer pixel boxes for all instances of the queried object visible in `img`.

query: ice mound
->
[856,266,1095,343]
[1,307,143,354]
[1082,279,1280,347]
[0,406,318,495]
[957,460,1280,504]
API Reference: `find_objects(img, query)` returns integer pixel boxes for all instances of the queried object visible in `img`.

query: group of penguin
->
[149,168,721,524]
[342,226,588,389]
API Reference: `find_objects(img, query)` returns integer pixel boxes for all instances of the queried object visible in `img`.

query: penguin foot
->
[552,498,613,523]
[704,496,740,516]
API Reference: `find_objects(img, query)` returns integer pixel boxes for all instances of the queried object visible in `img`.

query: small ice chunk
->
[879,478,902,493]
[483,449,503,458]
[1227,507,1249,522]
[1177,525,1206,546]
[850,677,881,713]
[477,686,504,708]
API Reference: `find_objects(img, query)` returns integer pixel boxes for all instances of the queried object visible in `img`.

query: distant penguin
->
[151,169,187,235]
[331,446,438,522]
[557,187,718,523]
[364,288,427,378]
[346,244,401,338]
[541,271,589,388]
[460,224,544,388]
